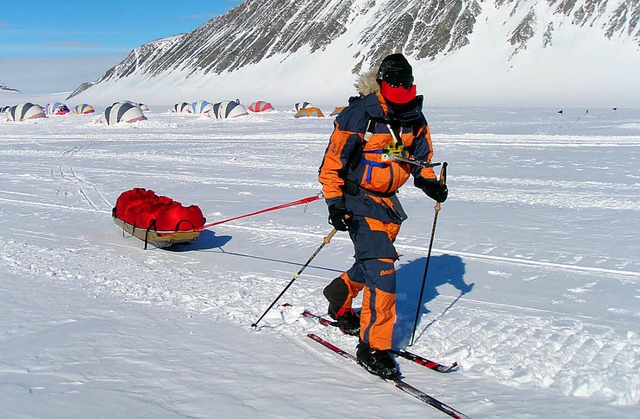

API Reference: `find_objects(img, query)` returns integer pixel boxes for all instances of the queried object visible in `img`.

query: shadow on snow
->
[394,254,473,349]
[169,230,343,275]
[167,229,232,251]
[168,232,474,351]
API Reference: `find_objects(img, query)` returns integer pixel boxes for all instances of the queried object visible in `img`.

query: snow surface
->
[0,101,638,418]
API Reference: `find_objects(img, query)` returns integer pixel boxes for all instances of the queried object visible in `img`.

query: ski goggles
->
[380,72,414,89]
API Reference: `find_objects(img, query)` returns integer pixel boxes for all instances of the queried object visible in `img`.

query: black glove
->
[328,201,351,231]
[424,182,448,203]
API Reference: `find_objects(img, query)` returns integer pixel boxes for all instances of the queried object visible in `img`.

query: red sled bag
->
[155,202,205,231]
[112,188,205,249]
[114,188,157,223]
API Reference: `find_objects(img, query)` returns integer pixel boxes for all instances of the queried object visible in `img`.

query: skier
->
[318,53,448,380]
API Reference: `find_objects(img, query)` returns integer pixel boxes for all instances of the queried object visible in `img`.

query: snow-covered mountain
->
[0,83,21,93]
[69,0,640,107]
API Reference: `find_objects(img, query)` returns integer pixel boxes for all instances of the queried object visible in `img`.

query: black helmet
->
[376,53,414,89]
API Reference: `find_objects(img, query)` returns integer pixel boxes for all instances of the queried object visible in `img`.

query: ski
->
[307,333,470,419]
[301,309,458,373]
[394,349,458,373]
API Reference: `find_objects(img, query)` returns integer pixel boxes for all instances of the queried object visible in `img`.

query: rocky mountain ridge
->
[0,83,21,93]
[69,0,640,106]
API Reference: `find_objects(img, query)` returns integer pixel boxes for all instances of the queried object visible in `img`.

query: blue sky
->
[0,1,242,93]
[0,1,241,56]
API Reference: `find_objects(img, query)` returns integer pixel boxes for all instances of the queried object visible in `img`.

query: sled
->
[112,187,205,249]
[113,215,201,249]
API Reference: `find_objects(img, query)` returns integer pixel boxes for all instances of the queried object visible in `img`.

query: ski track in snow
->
[0,108,639,415]
[0,230,638,406]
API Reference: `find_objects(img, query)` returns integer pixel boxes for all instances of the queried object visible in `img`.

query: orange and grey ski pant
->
[323,215,401,350]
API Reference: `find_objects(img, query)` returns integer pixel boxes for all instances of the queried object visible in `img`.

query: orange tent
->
[294,107,324,118]
[330,106,346,116]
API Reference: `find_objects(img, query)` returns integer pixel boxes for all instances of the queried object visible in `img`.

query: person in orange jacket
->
[318,53,447,380]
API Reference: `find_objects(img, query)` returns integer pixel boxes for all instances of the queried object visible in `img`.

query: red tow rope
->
[174,193,322,233]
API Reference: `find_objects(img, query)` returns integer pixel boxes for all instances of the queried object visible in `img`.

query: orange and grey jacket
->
[318,92,437,224]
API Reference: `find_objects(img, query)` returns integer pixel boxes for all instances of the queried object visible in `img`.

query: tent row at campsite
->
[1,102,97,121]
[171,100,250,119]
[3,99,347,124]
[2,101,149,125]
[172,100,345,118]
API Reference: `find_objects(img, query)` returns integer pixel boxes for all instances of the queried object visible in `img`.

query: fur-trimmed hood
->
[354,66,381,96]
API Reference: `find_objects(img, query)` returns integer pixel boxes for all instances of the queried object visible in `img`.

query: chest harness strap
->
[360,119,406,182]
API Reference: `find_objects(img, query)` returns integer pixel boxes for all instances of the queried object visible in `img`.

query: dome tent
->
[293,101,312,112]
[248,101,274,113]
[101,102,147,125]
[294,107,324,118]
[188,100,214,115]
[171,102,190,113]
[211,100,248,120]
[72,104,95,114]
[46,102,70,115]
[121,100,148,111]
[6,102,46,122]
[330,106,346,116]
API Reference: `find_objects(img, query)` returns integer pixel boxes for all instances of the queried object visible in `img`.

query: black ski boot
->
[328,304,361,336]
[356,341,401,380]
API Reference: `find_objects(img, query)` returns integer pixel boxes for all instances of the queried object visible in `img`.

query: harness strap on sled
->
[143,219,158,250]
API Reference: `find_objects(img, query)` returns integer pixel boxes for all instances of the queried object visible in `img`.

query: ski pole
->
[251,228,339,328]
[409,162,447,346]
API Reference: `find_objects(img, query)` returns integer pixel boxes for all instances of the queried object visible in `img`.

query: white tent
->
[6,102,46,122]
[101,102,147,125]
[211,100,248,120]
[188,100,214,115]
[171,102,190,113]
[292,101,312,112]
[46,102,70,115]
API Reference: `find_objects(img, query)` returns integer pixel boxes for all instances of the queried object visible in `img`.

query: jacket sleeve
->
[411,122,438,190]
[318,120,362,205]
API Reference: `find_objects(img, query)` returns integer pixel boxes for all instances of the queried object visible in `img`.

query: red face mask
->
[380,81,417,105]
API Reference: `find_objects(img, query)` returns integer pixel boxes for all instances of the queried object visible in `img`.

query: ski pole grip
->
[434,162,447,213]
[439,162,448,186]
[323,228,338,244]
